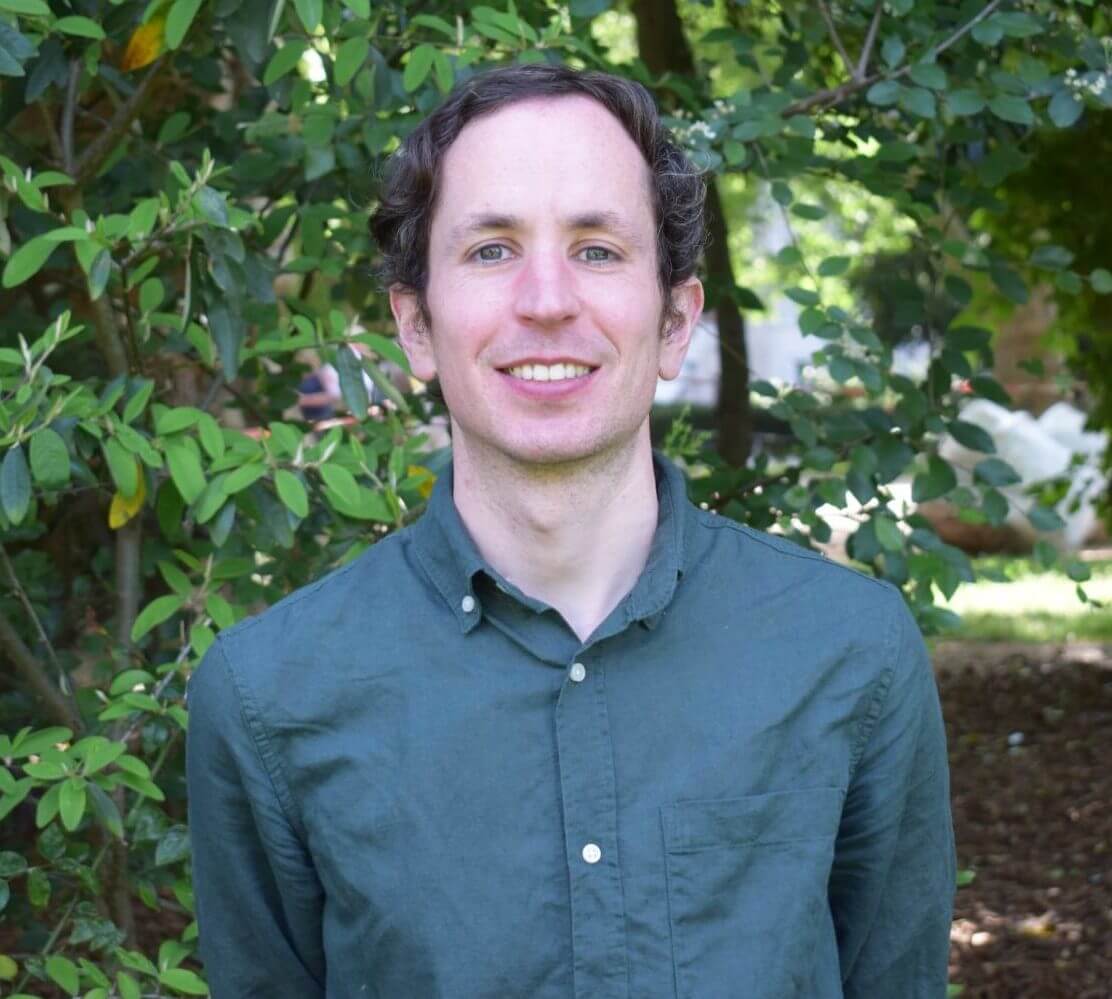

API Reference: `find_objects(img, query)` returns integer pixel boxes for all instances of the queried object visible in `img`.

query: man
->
[187,63,955,997]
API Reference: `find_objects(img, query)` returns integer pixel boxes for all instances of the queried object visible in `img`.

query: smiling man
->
[187,64,956,998]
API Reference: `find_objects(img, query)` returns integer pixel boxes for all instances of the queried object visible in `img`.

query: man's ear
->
[390,286,438,382]
[659,276,705,381]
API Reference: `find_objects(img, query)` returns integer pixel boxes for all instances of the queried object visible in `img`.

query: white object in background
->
[939,399,1108,551]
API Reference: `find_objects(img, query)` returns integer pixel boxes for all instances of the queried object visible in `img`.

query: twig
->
[782,0,1004,117]
[74,55,168,186]
[0,543,65,683]
[817,0,856,80]
[856,1,884,80]
[35,102,64,166]
[0,608,82,732]
[61,60,80,175]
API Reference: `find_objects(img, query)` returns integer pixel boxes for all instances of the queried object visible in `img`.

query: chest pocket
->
[662,787,845,999]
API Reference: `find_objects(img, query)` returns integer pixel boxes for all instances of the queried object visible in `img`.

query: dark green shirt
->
[186,453,955,999]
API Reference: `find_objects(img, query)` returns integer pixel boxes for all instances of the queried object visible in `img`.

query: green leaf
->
[104,438,139,497]
[1029,244,1074,270]
[29,429,70,487]
[165,438,205,504]
[58,777,85,831]
[946,89,985,116]
[874,515,903,551]
[2,234,56,288]
[0,0,51,15]
[159,967,209,995]
[880,35,904,68]
[1,445,31,525]
[263,40,307,86]
[46,954,79,996]
[336,346,369,418]
[207,301,243,380]
[334,35,368,87]
[293,0,322,31]
[275,469,309,518]
[87,248,111,300]
[865,80,901,106]
[165,0,204,49]
[909,63,947,90]
[130,594,184,642]
[899,86,936,119]
[117,972,142,999]
[817,255,850,277]
[0,851,26,877]
[988,95,1034,126]
[1027,504,1065,532]
[784,287,819,307]
[972,18,1003,46]
[1047,88,1083,128]
[195,186,227,226]
[974,457,1021,487]
[123,379,155,422]
[403,44,436,92]
[989,263,1028,304]
[1090,268,1112,294]
[912,455,957,502]
[948,420,995,454]
[155,824,192,866]
[27,866,50,906]
[54,15,106,39]
[320,463,359,506]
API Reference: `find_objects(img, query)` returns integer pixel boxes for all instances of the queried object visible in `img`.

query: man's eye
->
[581,246,615,263]
[476,245,509,262]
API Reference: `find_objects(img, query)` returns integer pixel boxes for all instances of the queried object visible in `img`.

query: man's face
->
[392,95,703,468]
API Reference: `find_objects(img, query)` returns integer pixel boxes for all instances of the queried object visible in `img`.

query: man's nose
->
[512,250,581,327]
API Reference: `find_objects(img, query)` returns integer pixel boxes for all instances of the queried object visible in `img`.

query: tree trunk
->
[632,0,752,465]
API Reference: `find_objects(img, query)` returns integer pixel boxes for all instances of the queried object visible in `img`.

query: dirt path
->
[935,640,1112,998]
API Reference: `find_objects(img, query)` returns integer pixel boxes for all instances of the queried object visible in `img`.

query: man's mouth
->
[502,363,595,382]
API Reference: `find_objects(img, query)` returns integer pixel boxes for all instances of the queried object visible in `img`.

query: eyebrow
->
[446,210,647,251]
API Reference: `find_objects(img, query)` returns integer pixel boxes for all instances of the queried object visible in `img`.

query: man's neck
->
[450,431,660,643]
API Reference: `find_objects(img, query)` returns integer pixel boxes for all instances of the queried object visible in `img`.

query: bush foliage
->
[0,0,1107,993]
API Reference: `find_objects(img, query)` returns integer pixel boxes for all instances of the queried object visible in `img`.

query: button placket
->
[554,654,628,998]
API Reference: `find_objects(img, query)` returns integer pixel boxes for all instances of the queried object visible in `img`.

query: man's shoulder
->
[693,507,888,589]
[687,506,905,639]
[211,527,424,683]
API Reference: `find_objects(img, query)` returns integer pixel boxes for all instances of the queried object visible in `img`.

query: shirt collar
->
[411,451,692,635]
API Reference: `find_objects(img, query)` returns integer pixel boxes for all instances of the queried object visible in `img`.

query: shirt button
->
[581,843,602,864]
[569,662,586,683]
[461,595,476,613]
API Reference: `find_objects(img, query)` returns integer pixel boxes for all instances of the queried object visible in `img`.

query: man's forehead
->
[431,97,654,242]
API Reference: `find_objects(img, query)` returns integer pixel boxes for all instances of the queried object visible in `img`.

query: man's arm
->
[186,639,327,998]
[829,590,956,998]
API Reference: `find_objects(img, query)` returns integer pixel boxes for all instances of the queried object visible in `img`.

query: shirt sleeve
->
[186,639,327,998]
[828,590,957,998]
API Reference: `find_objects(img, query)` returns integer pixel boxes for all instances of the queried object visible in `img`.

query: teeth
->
[506,363,592,382]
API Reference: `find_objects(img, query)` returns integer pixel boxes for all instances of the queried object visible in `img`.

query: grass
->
[941,555,1112,642]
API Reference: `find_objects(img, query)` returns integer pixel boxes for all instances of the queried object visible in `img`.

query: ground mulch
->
[936,640,1112,999]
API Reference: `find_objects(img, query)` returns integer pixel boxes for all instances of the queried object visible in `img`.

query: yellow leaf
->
[407,464,436,500]
[120,14,167,72]
[109,474,146,528]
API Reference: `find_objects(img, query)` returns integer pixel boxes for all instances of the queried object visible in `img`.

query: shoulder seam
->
[695,511,889,587]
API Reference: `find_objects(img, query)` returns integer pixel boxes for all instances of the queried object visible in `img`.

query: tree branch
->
[35,102,64,167]
[0,606,82,732]
[74,56,168,186]
[783,0,1004,117]
[816,0,856,80]
[114,521,142,665]
[856,1,884,80]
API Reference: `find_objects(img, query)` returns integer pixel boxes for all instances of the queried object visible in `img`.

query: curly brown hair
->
[368,62,706,303]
